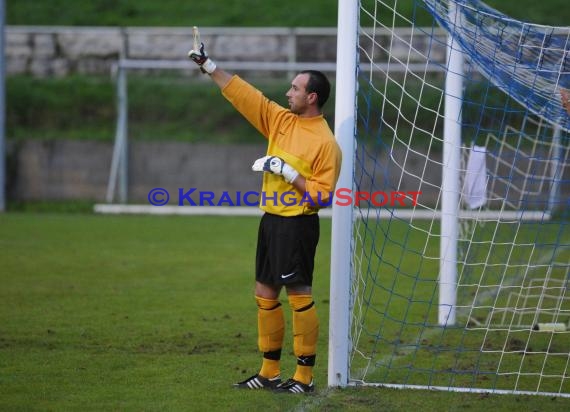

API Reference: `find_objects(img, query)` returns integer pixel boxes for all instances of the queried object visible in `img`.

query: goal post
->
[328,0,570,397]
[439,2,464,327]
[328,0,359,387]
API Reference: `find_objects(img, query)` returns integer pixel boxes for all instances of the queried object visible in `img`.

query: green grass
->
[7,1,570,27]
[7,76,116,141]
[6,75,335,143]
[1,212,570,411]
[6,0,338,28]
[3,72,541,147]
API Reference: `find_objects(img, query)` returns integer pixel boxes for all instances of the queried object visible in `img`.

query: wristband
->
[282,164,299,183]
[202,58,217,74]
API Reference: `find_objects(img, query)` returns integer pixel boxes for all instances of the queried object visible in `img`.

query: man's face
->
[286,73,313,115]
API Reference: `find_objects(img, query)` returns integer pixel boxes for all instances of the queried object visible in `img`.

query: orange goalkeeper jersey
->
[222,75,342,217]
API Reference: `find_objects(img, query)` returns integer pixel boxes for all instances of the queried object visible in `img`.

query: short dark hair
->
[300,70,331,108]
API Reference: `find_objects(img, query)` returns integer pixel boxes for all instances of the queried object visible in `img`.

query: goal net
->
[329,0,570,397]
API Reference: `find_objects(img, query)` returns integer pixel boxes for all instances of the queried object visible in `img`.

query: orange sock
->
[288,295,318,384]
[256,296,284,378]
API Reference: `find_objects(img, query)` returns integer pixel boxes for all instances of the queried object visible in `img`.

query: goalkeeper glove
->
[252,156,299,183]
[188,42,217,74]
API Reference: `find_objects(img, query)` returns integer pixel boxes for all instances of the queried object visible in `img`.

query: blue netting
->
[424,0,570,129]
[348,0,570,395]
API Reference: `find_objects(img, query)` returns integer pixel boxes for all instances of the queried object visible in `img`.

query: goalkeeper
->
[189,35,341,394]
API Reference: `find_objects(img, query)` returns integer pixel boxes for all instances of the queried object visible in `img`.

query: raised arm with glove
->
[188,42,217,74]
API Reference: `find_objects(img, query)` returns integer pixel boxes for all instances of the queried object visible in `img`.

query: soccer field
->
[1,212,570,411]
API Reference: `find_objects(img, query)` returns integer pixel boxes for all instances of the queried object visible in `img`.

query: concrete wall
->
[7,140,444,204]
[8,140,568,209]
[6,26,445,77]
[6,26,331,77]
[7,140,266,203]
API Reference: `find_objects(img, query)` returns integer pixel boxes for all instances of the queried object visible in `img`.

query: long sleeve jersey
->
[222,75,342,217]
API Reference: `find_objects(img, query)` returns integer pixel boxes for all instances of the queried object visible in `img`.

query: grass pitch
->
[1,212,570,411]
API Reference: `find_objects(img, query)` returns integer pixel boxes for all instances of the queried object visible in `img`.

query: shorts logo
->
[280,272,296,279]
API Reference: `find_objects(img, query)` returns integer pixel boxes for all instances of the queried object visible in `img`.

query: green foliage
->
[7,0,570,27]
[6,0,338,27]
[7,76,115,140]
[7,75,335,142]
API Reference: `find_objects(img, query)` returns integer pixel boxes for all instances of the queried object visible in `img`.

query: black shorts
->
[255,213,320,287]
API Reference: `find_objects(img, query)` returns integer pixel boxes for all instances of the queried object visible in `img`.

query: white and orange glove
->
[252,156,299,183]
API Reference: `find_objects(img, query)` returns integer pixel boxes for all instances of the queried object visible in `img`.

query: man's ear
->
[307,92,318,105]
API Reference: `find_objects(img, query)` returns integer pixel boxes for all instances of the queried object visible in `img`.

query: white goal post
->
[328,0,358,388]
